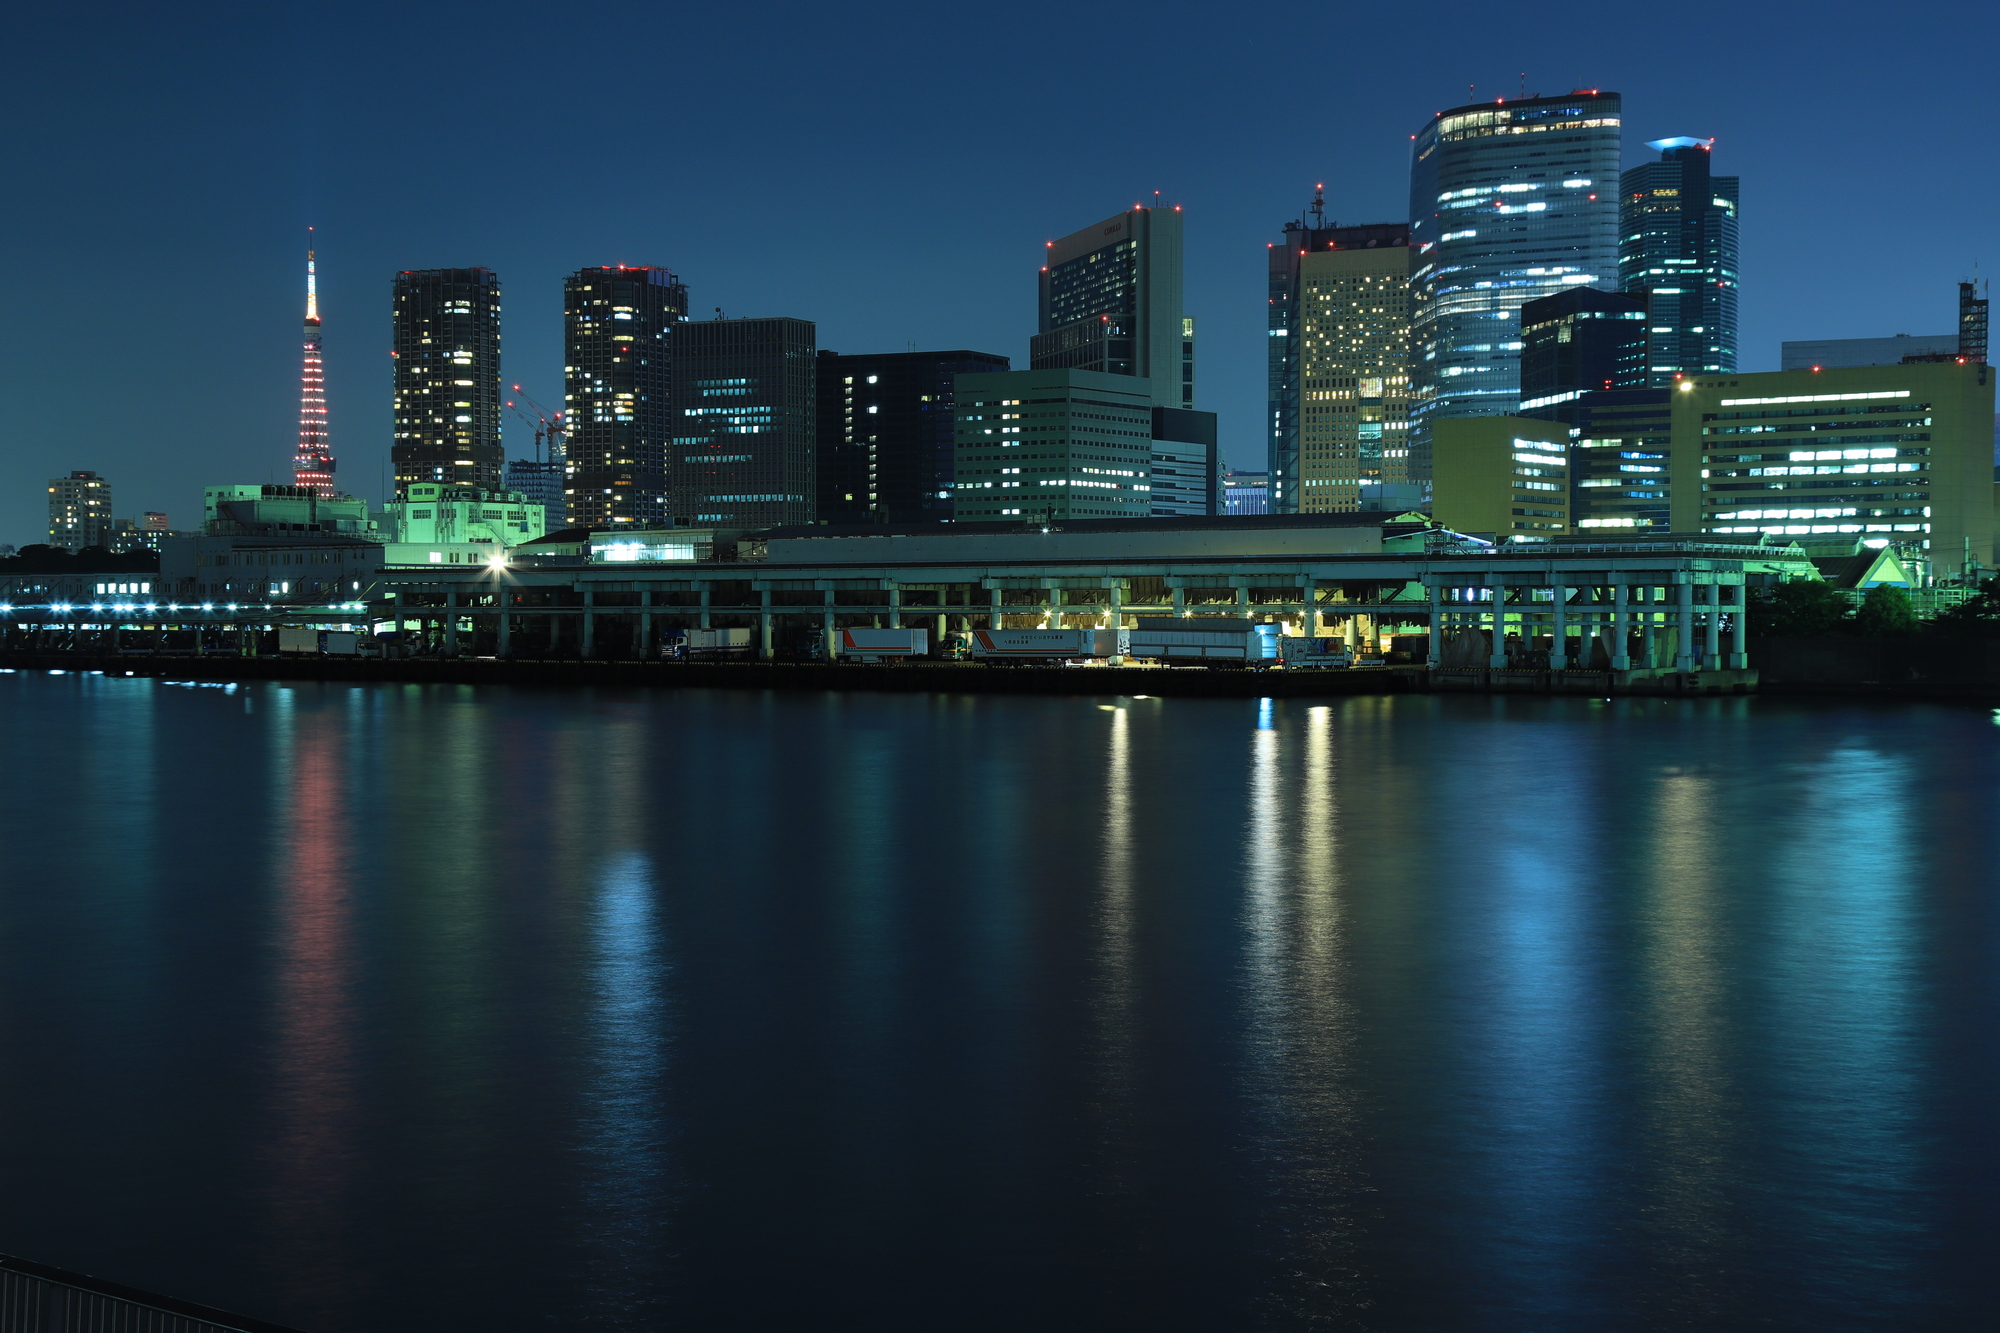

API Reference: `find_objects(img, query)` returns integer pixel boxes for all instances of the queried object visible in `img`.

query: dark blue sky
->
[1,0,1990,544]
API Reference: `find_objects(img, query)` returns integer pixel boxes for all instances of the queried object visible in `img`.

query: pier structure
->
[366,524,1810,688]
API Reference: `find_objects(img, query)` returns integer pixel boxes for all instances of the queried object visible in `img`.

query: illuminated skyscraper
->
[566,266,686,529]
[1408,90,1623,477]
[669,316,814,528]
[391,268,504,496]
[1619,138,1739,383]
[292,236,336,495]
[1267,190,1414,513]
[1031,206,1190,409]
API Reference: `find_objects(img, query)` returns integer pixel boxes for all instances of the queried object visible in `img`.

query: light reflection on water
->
[0,675,1994,1332]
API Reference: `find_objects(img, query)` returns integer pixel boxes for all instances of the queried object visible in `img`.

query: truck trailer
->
[970,628,1127,663]
[663,627,754,661]
[1125,618,1280,665]
[836,627,930,661]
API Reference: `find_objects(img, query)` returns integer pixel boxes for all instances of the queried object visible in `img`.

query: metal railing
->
[1,1253,309,1333]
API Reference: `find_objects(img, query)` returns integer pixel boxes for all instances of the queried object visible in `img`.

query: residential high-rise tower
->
[1408,90,1623,476]
[392,268,504,495]
[669,316,815,528]
[294,235,335,496]
[565,266,686,529]
[47,471,112,550]
[1031,206,1190,409]
[1619,138,1739,383]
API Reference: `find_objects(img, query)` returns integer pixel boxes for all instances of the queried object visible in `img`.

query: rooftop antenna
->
[1468,82,1475,103]
[1307,183,1328,230]
[1520,71,1526,99]
[714,306,725,320]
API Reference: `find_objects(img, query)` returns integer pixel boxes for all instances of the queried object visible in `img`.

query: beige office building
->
[1431,417,1570,539]
[1295,243,1414,512]
[1673,361,1995,575]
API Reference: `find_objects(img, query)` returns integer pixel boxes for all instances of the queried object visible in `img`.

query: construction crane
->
[505,384,567,465]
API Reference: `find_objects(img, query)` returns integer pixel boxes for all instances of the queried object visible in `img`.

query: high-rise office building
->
[392,268,504,495]
[1031,207,1190,409]
[1148,407,1220,517]
[1567,389,1675,531]
[816,349,1009,524]
[1677,361,1995,574]
[294,238,335,496]
[47,471,112,549]
[670,317,815,527]
[952,369,1154,521]
[1619,138,1739,383]
[1224,469,1270,515]
[1518,287,1648,420]
[1408,90,1623,477]
[566,266,686,529]
[1267,195,1415,514]
[1431,417,1571,539]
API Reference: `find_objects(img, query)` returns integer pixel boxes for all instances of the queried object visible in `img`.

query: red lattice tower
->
[293,231,336,495]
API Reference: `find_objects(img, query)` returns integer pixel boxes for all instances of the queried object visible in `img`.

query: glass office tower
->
[815,349,1009,524]
[1408,90,1622,478]
[1619,138,1739,384]
[669,317,817,528]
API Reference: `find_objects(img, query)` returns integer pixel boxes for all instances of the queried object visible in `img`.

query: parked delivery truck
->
[969,628,1126,663]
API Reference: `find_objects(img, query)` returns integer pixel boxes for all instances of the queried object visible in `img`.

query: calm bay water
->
[0,672,1996,1331]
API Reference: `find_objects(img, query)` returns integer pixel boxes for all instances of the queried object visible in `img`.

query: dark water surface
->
[0,673,1996,1331]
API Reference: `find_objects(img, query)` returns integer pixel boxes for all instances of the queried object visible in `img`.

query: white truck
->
[1277,636,1353,669]
[1125,618,1280,666]
[663,627,753,661]
[836,627,930,661]
[970,627,1126,663]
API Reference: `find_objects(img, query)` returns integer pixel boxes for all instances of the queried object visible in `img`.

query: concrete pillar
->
[1171,585,1186,619]
[443,592,459,657]
[1676,578,1696,673]
[1427,581,1443,668]
[824,589,837,657]
[1107,579,1122,629]
[759,589,773,659]
[639,610,652,660]
[579,588,594,658]
[1044,585,1058,629]
[1489,587,1508,669]
[497,588,511,657]
[1612,583,1630,671]
[1343,614,1358,654]
[887,583,901,629]
[1704,581,1722,671]
[1300,582,1317,638]
[988,585,1002,629]
[1550,581,1569,670]
[1639,585,1655,668]
[1728,583,1748,669]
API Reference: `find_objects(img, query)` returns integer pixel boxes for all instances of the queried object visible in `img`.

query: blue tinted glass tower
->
[1408,90,1623,478]
[1619,137,1738,383]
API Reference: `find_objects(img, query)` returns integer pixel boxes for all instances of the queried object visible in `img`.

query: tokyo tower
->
[293,231,336,495]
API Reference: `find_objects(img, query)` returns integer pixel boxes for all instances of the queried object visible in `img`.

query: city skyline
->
[1,3,1992,545]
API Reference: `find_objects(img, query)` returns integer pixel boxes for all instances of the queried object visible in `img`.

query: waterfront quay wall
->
[1750,634,2000,698]
[0,654,1770,698]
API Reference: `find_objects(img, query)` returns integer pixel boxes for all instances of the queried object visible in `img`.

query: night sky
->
[1,1,1991,545]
